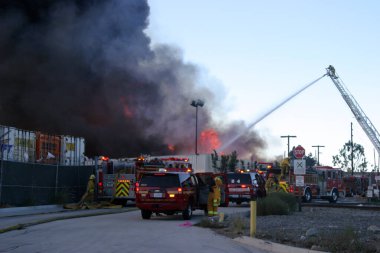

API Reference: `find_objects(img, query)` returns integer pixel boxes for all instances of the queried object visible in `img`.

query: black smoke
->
[0,0,267,159]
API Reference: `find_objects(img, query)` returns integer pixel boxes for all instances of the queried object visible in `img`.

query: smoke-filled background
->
[0,0,267,159]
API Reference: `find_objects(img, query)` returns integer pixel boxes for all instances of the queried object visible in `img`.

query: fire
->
[200,129,221,153]
[167,144,175,152]
[119,97,133,118]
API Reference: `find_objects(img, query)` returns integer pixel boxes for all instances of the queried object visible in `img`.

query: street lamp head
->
[191,99,205,107]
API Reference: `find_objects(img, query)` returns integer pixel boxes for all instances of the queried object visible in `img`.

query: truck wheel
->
[303,188,312,203]
[329,189,339,203]
[182,203,193,220]
[141,210,152,219]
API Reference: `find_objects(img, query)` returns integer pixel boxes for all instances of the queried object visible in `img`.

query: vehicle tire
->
[303,188,312,203]
[182,202,193,220]
[236,201,242,205]
[141,210,152,219]
[329,189,339,203]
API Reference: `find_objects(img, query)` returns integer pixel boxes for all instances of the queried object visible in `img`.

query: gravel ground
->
[211,206,380,253]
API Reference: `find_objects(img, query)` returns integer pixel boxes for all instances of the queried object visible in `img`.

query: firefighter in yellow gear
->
[265,173,278,193]
[207,177,223,217]
[79,174,95,207]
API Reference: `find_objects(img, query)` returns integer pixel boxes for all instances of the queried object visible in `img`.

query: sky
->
[146,0,380,168]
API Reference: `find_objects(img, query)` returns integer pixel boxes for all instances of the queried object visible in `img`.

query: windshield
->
[139,173,180,188]
[227,173,252,184]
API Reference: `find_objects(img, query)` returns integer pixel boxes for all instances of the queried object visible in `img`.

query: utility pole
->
[312,145,325,166]
[351,122,354,176]
[281,135,297,157]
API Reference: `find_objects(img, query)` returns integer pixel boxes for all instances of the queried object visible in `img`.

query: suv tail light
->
[135,182,140,193]
[97,171,103,194]
[289,185,294,193]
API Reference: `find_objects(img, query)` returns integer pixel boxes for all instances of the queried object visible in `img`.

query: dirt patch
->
[206,207,380,253]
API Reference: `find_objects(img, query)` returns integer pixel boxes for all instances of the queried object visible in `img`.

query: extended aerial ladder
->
[326,65,380,155]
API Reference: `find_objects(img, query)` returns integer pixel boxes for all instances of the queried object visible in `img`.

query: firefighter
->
[265,173,278,193]
[79,174,96,207]
[207,177,223,217]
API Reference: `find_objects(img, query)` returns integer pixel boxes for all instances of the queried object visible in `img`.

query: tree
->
[228,151,238,172]
[220,155,229,173]
[240,160,245,170]
[211,149,219,171]
[332,141,368,174]
[305,153,317,168]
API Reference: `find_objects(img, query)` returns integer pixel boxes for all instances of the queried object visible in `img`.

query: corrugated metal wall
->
[1,125,86,166]
[0,161,95,206]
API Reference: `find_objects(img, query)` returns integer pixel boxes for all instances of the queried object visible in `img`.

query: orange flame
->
[167,144,175,152]
[119,97,133,118]
[200,128,221,153]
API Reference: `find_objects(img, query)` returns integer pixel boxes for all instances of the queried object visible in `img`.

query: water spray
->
[218,74,327,152]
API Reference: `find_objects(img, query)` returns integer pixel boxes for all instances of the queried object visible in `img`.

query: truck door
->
[195,173,213,206]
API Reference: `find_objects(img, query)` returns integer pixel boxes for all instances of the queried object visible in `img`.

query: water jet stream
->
[218,74,327,153]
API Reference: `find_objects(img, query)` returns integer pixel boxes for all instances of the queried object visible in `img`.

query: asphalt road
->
[0,206,270,253]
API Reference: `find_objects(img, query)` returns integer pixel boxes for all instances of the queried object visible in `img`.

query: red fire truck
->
[288,166,345,203]
[95,156,140,206]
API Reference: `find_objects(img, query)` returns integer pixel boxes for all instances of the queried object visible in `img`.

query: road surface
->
[0,207,269,253]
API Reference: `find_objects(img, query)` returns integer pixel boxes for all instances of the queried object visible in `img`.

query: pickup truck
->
[135,171,228,220]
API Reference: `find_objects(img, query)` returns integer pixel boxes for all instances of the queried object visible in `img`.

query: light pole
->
[191,99,204,155]
[312,145,325,166]
[281,135,297,157]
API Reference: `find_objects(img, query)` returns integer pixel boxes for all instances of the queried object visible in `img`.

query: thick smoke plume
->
[0,0,267,159]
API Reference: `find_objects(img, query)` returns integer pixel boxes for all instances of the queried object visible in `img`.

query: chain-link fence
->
[0,160,95,207]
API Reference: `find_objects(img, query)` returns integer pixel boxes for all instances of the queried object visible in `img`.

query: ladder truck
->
[326,65,380,156]
[326,65,380,199]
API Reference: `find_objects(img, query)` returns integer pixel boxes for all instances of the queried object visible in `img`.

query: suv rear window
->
[139,173,180,188]
[227,173,251,184]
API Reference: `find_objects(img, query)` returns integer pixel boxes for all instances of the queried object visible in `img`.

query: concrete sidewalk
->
[0,205,65,218]
[0,204,134,233]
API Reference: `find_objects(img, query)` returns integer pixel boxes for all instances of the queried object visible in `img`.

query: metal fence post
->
[55,163,59,199]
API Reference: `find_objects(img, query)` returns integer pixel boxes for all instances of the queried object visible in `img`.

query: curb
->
[0,207,138,234]
[234,236,327,253]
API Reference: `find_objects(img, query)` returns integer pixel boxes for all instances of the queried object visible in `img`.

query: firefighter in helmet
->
[265,173,278,193]
[207,177,223,217]
[79,174,96,207]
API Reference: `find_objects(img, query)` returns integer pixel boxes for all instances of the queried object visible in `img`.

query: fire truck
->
[343,175,369,197]
[287,165,345,203]
[95,156,139,206]
[96,156,197,206]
